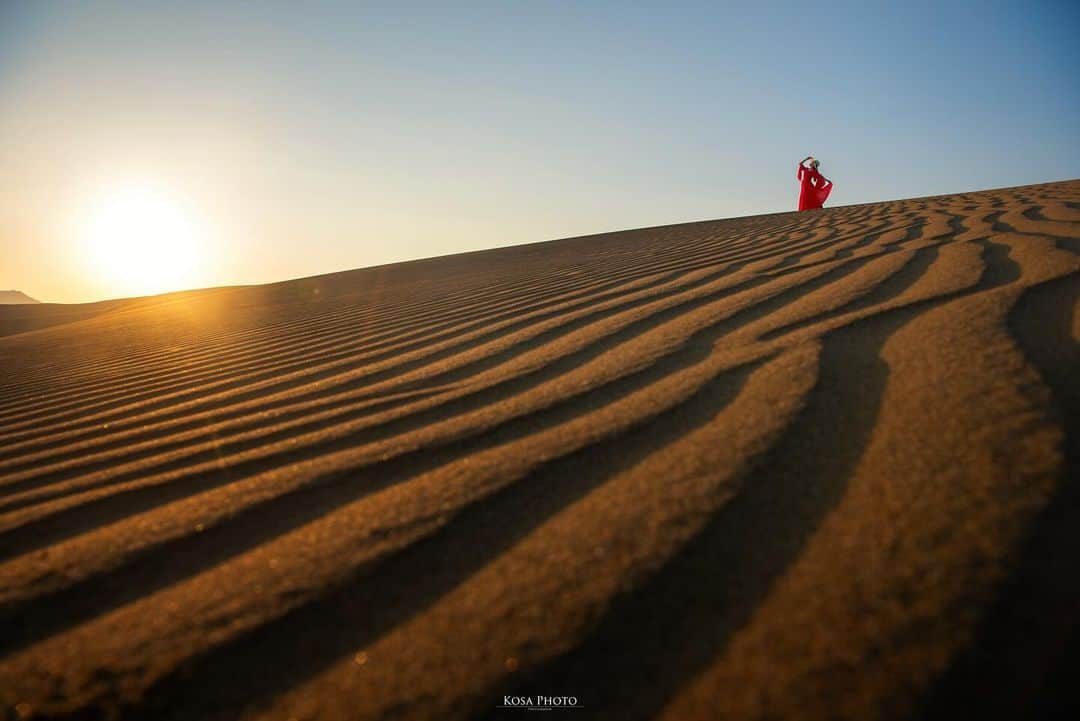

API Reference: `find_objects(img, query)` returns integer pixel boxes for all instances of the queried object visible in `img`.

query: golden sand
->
[0,180,1078,720]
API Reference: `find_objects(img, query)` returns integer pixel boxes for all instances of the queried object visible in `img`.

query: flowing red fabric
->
[797,164,833,210]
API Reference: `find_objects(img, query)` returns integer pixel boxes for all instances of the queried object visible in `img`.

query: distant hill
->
[0,290,40,304]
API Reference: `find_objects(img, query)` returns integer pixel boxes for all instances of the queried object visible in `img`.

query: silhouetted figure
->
[797,156,833,210]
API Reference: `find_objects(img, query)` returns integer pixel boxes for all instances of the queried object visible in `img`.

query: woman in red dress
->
[797,156,833,211]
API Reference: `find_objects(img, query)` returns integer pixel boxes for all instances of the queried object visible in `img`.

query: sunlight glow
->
[81,184,204,297]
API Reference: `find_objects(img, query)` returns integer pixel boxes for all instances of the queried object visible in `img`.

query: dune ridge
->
[0,180,1078,720]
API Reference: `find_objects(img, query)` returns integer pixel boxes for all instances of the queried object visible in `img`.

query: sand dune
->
[0,292,39,306]
[1,180,1078,720]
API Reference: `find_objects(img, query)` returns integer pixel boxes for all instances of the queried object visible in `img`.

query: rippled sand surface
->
[1,180,1078,720]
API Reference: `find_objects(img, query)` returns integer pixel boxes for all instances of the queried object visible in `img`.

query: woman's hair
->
[810,158,820,169]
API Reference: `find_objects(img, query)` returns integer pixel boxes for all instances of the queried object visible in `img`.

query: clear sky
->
[2,1,1078,303]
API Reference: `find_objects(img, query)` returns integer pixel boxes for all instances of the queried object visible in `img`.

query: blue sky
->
[2,1,1078,302]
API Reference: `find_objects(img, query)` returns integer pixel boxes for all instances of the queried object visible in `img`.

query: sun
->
[81,184,204,297]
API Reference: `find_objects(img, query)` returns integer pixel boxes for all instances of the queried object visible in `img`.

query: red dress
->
[797,164,833,210]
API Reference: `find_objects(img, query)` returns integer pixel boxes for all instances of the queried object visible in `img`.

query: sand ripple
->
[1,180,1078,720]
